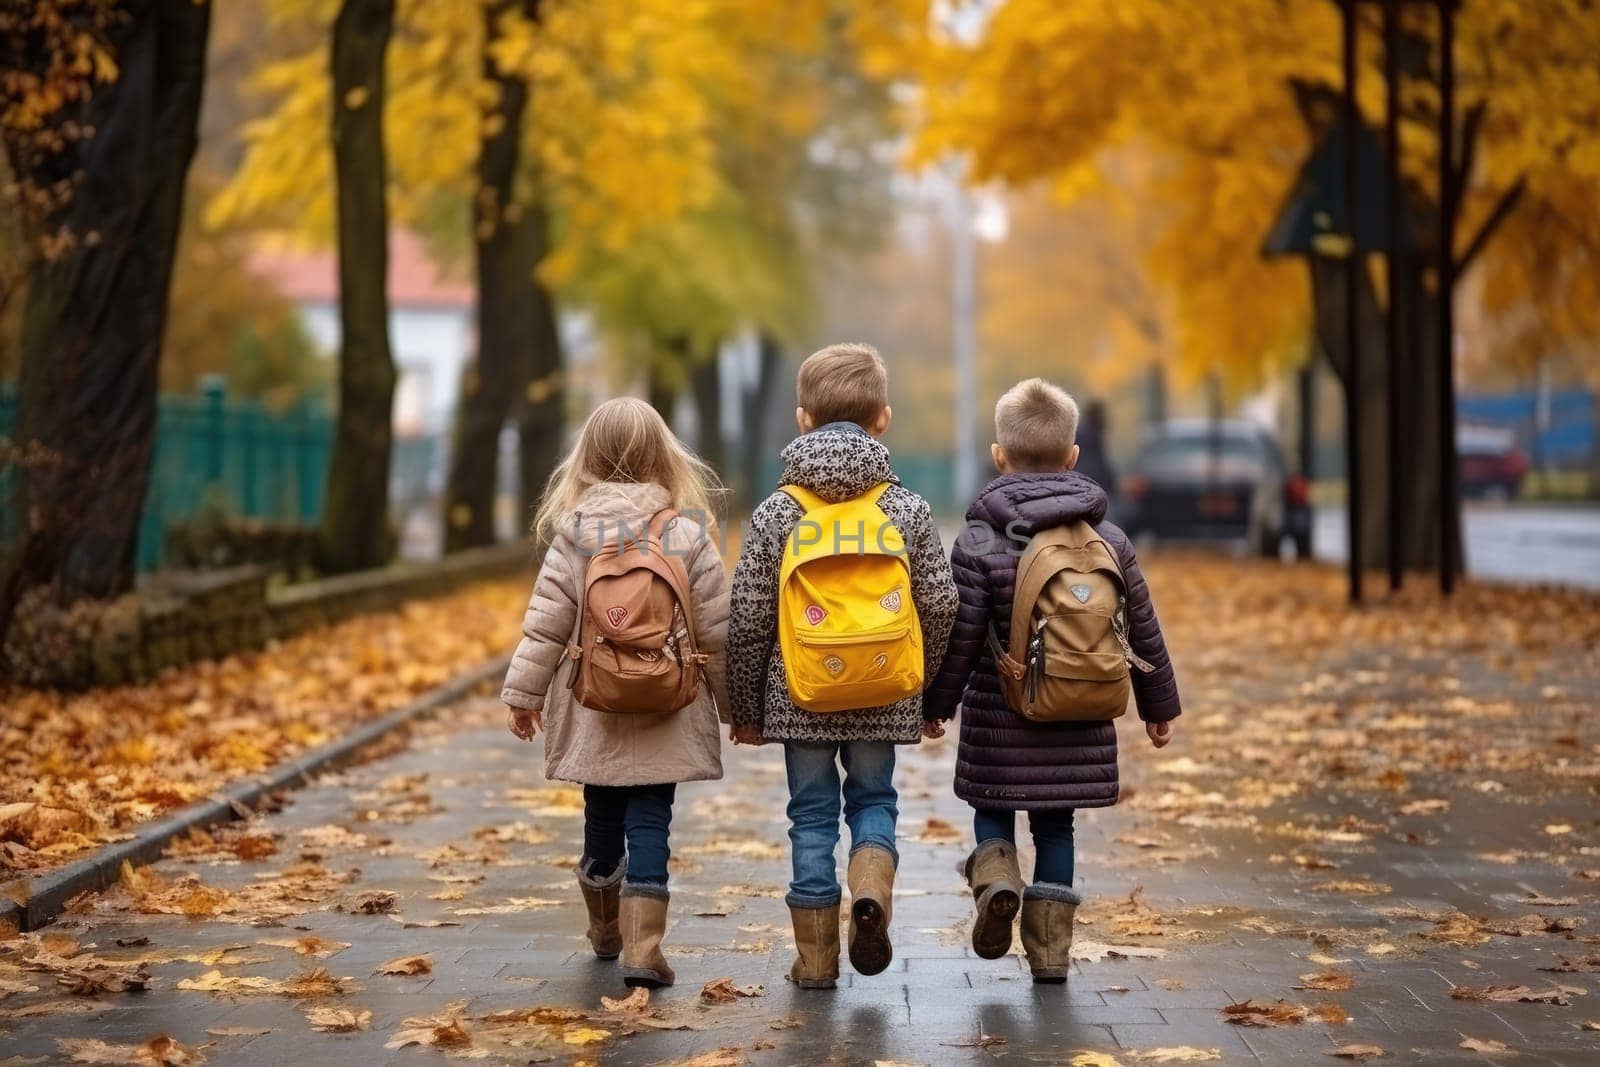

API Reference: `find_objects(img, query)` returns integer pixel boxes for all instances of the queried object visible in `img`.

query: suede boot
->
[1020,883,1080,983]
[786,903,840,989]
[619,885,674,988]
[576,860,624,960]
[964,840,1023,960]
[846,845,896,976]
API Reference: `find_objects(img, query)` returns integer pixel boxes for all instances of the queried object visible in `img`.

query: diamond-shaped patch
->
[804,604,828,626]
[1070,584,1092,604]
[879,589,903,613]
[606,605,630,627]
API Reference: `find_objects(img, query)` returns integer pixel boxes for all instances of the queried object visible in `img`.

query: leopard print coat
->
[727,424,958,744]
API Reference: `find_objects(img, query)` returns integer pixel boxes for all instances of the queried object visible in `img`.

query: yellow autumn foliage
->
[915,0,1600,390]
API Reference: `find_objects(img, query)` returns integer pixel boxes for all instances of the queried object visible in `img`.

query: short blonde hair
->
[797,342,889,426]
[995,378,1079,470]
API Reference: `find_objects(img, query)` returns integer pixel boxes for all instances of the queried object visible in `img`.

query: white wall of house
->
[295,300,474,435]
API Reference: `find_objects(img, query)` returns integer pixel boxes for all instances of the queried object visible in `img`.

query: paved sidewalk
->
[2,559,1597,1065]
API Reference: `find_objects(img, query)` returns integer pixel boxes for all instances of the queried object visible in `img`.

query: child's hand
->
[729,724,763,746]
[921,719,946,739]
[507,706,542,741]
[1145,721,1173,749]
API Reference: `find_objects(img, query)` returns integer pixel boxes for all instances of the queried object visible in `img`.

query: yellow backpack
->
[777,482,924,713]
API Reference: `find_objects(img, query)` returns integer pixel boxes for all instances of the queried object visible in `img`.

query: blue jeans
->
[973,807,1076,886]
[582,783,676,886]
[783,742,899,908]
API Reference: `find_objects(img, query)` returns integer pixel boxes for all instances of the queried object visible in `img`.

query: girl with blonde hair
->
[503,397,729,989]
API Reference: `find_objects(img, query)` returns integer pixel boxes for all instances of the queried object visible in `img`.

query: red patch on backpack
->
[804,604,828,626]
[605,605,629,628]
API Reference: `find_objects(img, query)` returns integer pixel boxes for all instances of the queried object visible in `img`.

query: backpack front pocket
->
[789,625,921,713]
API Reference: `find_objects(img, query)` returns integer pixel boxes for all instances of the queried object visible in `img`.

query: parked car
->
[1120,420,1311,558]
[1457,424,1527,500]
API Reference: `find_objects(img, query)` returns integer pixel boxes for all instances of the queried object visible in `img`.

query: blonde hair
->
[796,342,889,426]
[995,378,1080,471]
[533,397,722,538]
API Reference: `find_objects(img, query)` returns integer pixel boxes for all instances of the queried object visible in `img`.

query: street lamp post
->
[1341,0,1363,604]
[951,180,979,510]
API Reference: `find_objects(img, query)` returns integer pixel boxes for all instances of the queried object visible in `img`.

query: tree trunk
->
[737,333,784,504]
[1292,70,1465,583]
[690,345,726,481]
[319,0,397,574]
[648,360,679,422]
[1309,250,1455,575]
[444,0,534,553]
[1588,388,1600,500]
[515,198,565,520]
[0,0,211,637]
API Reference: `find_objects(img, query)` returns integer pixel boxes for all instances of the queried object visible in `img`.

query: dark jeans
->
[583,783,676,886]
[973,807,1076,886]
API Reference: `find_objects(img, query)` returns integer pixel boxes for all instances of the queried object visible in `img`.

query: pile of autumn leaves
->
[0,579,527,880]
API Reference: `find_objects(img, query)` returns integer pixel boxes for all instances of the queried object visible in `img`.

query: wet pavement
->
[1314,503,1600,590]
[1,558,1597,1065]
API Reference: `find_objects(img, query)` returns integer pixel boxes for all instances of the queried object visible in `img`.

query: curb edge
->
[1,656,509,932]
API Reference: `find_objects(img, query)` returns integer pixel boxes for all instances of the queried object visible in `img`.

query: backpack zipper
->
[1112,597,1158,673]
[795,624,911,647]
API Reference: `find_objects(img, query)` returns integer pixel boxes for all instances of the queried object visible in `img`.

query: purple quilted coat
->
[925,472,1181,810]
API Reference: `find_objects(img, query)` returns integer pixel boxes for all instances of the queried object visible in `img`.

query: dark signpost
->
[1266,0,1462,603]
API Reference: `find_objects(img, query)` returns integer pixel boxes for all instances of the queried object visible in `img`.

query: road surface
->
[1314,502,1600,590]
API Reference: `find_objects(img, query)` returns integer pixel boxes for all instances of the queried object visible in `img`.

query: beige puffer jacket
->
[501,481,730,786]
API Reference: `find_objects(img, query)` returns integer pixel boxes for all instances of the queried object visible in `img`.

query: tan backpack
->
[567,509,706,714]
[987,520,1154,722]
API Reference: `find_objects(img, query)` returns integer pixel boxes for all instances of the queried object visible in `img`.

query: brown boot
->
[964,840,1023,960]
[846,845,895,976]
[787,903,840,989]
[577,861,624,960]
[1019,884,1080,983]
[619,886,675,988]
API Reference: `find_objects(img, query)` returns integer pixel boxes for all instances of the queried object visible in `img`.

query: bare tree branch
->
[1456,176,1526,277]
[1454,101,1486,192]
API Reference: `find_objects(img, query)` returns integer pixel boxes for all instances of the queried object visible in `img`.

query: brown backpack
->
[987,520,1154,722]
[567,509,706,715]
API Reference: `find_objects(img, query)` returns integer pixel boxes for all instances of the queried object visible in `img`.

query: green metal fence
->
[135,379,335,570]
[1,380,342,573]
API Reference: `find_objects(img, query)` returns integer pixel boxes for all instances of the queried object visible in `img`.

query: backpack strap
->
[647,507,678,544]
[781,482,893,513]
[779,484,826,514]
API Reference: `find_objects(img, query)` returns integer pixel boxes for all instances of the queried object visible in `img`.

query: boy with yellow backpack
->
[727,342,958,988]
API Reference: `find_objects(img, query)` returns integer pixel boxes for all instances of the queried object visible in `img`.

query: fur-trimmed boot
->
[1019,883,1080,983]
[787,903,841,989]
[963,840,1023,960]
[619,885,675,988]
[846,845,896,976]
[576,860,625,960]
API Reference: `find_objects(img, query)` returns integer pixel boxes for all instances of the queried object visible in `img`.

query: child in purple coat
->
[926,378,1181,982]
